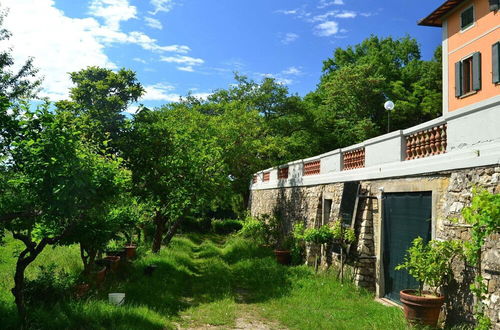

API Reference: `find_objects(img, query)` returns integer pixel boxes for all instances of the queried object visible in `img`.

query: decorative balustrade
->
[263,172,270,182]
[278,167,289,179]
[405,124,447,160]
[303,160,321,176]
[342,148,365,170]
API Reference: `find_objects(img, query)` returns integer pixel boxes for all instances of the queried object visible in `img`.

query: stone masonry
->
[249,166,500,328]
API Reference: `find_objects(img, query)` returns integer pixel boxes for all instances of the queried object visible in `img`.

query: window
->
[461,6,474,30]
[490,0,500,12]
[455,52,481,97]
[493,42,500,84]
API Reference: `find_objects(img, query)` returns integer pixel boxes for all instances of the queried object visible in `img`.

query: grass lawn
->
[0,232,407,329]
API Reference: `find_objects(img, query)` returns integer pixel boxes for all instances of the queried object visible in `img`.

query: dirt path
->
[176,304,287,330]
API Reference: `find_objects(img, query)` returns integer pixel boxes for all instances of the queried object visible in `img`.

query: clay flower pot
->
[400,289,445,327]
[104,255,121,272]
[90,266,107,285]
[74,283,90,298]
[125,245,137,259]
[274,250,291,265]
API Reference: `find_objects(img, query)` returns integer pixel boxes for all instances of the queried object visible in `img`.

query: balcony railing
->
[303,160,320,175]
[252,98,500,187]
[278,167,289,179]
[405,124,447,160]
[342,148,365,170]
[263,172,270,182]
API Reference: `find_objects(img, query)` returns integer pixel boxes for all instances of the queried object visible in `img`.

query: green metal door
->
[382,192,432,303]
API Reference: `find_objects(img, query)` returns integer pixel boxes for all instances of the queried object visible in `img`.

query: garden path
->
[177,304,287,330]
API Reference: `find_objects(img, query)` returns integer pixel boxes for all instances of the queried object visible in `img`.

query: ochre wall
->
[446,0,500,112]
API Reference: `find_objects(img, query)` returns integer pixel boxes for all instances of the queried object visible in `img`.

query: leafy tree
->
[310,35,442,153]
[58,66,144,147]
[124,105,230,252]
[0,103,126,324]
[0,10,41,100]
[183,75,314,209]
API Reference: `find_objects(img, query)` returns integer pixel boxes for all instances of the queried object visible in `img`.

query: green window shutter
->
[455,61,462,97]
[493,42,500,84]
[472,52,481,91]
[489,0,500,11]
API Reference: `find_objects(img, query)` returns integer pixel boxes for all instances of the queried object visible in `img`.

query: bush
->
[24,264,76,307]
[211,219,243,234]
[238,218,268,244]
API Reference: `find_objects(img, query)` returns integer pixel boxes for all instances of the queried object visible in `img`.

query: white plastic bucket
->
[108,293,125,306]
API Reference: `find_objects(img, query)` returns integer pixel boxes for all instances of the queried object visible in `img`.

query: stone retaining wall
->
[249,166,500,327]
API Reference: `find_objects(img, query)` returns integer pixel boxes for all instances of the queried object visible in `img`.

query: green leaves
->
[395,237,461,296]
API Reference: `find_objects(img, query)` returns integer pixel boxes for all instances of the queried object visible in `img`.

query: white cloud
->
[282,66,302,75]
[281,32,299,45]
[178,66,194,72]
[0,0,195,100]
[336,11,356,18]
[160,55,204,66]
[314,21,339,36]
[149,0,175,15]
[142,83,179,101]
[144,17,163,30]
[2,0,116,100]
[276,9,299,15]
[318,0,344,8]
[133,57,147,64]
[89,0,137,30]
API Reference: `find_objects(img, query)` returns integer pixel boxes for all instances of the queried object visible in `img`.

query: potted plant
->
[395,237,461,327]
[103,255,121,272]
[89,262,107,285]
[124,244,137,259]
[267,214,293,265]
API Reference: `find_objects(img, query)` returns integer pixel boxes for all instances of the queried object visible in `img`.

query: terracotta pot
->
[90,266,107,285]
[274,249,291,265]
[74,283,90,298]
[400,289,445,327]
[104,255,121,272]
[125,245,137,259]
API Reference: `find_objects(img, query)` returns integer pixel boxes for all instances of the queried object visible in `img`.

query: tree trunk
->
[163,216,184,246]
[12,259,29,328]
[80,244,97,274]
[152,212,167,253]
[11,238,49,328]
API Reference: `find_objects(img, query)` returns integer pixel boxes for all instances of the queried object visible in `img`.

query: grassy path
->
[0,233,407,329]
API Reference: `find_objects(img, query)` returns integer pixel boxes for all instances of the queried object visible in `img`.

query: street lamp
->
[384,100,395,133]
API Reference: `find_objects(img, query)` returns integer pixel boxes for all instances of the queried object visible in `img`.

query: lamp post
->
[384,100,395,133]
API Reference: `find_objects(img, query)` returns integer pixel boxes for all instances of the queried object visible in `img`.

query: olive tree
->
[0,102,126,324]
[124,105,230,252]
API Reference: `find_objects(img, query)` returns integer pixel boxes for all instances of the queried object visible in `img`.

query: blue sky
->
[2,0,444,112]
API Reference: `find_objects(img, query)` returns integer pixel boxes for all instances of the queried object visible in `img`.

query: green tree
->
[183,75,314,210]
[311,35,442,153]
[124,105,230,252]
[58,66,145,147]
[0,103,126,324]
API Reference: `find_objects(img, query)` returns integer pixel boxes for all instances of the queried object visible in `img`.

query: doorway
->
[382,192,432,303]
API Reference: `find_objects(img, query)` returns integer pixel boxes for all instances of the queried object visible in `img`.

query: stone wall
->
[438,167,500,328]
[249,165,500,328]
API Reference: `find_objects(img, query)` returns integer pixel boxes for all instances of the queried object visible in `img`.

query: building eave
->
[418,0,468,27]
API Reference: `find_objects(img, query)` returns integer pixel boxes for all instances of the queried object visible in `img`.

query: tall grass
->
[0,232,407,329]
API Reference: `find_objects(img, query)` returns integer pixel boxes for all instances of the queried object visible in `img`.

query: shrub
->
[24,264,76,307]
[395,237,461,296]
[211,219,243,234]
[238,217,268,244]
